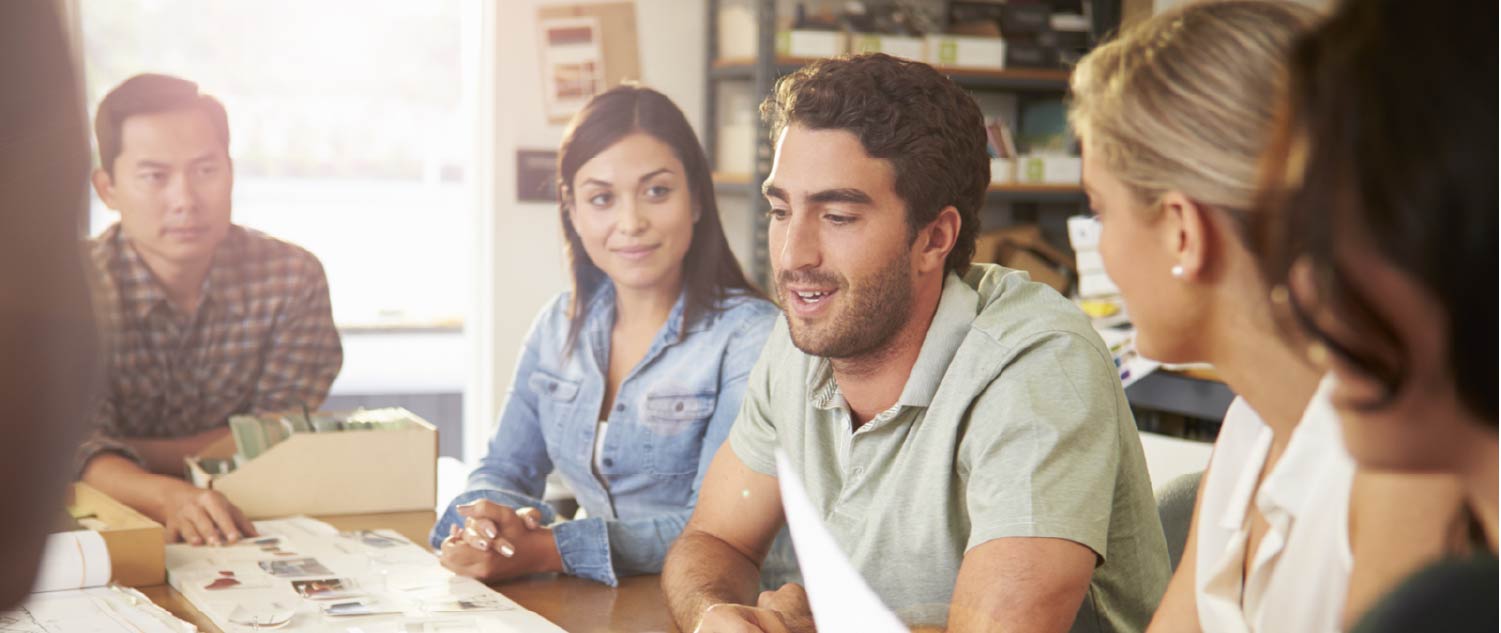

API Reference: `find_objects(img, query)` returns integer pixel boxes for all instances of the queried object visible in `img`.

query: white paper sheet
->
[31,529,111,592]
[1,585,195,633]
[775,450,906,633]
[166,516,565,632]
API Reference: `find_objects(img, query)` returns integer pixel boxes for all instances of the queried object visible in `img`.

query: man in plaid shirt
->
[79,74,343,545]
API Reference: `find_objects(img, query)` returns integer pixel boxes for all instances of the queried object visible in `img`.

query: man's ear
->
[91,168,116,210]
[915,206,961,275]
[1159,191,1210,281]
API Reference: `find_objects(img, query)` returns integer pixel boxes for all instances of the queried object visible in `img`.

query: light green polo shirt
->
[729,264,1169,630]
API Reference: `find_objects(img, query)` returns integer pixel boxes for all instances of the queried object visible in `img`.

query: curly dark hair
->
[760,53,989,275]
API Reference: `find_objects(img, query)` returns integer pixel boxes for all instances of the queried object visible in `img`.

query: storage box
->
[989,157,1015,184]
[186,409,437,519]
[997,3,1053,36]
[849,34,926,61]
[1017,154,1082,184]
[776,29,847,58]
[925,34,1007,69]
[1005,42,1060,69]
[64,483,164,587]
[973,224,1073,294]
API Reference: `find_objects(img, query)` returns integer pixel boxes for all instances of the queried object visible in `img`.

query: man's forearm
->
[80,453,183,524]
[120,427,229,475]
[662,529,765,630]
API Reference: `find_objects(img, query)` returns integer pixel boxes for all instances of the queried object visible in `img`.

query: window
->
[80,0,478,329]
[79,0,484,458]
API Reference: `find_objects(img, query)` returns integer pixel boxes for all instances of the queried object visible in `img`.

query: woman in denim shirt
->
[430,86,780,587]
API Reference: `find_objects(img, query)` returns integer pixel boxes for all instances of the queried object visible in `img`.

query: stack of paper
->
[2,530,194,633]
[166,517,565,632]
[1067,215,1120,298]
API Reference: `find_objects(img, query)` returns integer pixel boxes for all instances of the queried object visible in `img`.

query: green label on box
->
[1026,157,1045,181]
[939,39,958,64]
[775,31,790,55]
[854,35,880,54]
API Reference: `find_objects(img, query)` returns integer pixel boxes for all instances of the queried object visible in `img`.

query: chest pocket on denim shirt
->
[528,370,580,402]
[643,392,716,477]
[527,370,581,447]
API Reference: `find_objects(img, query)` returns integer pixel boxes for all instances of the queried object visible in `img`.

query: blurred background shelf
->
[711,56,1072,91]
[713,171,1085,203]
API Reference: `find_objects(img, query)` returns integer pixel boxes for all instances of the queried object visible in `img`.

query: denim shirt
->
[430,282,779,586]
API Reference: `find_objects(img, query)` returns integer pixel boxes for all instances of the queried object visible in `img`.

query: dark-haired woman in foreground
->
[1254,0,1497,630]
[429,85,782,586]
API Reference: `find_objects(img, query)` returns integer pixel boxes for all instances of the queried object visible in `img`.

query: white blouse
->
[1195,377,1356,633]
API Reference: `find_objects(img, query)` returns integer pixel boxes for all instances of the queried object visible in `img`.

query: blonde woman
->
[1068,2,1465,631]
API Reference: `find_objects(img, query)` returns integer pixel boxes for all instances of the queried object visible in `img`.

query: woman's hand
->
[438,500,561,582]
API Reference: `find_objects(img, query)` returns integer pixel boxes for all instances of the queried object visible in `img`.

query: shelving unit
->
[703,0,1101,286]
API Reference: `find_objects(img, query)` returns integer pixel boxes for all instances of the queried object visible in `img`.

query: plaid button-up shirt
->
[79,224,343,469]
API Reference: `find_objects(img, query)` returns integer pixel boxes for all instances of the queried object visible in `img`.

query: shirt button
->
[547,383,557,393]
[602,458,614,468]
[674,402,684,412]
[615,404,625,412]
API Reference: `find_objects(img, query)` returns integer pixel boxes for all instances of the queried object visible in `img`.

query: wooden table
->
[141,511,678,632]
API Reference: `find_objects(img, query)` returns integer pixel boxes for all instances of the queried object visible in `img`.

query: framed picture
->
[539,16,605,122]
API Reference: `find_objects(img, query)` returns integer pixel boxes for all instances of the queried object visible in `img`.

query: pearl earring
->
[1170,265,1185,279]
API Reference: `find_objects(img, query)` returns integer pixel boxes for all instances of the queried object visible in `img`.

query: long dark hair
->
[1254,0,1496,421]
[556,85,763,355]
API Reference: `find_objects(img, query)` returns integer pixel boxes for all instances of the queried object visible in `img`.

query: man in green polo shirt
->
[662,53,1168,632]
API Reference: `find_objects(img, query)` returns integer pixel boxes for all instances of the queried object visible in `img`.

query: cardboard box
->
[775,29,847,58]
[974,224,1073,294]
[65,483,164,587]
[1005,42,1060,69]
[1018,154,1082,184]
[990,157,1015,184]
[187,410,437,519]
[849,34,926,61]
[925,34,1007,69]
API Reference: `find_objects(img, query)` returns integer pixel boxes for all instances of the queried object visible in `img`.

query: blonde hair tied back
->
[1069,0,1320,215]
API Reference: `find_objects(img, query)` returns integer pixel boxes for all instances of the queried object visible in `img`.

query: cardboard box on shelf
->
[974,224,1073,294]
[186,408,437,519]
[65,482,164,587]
[775,29,848,58]
[849,33,926,61]
[989,157,1015,184]
[1017,154,1082,185]
[925,34,1007,70]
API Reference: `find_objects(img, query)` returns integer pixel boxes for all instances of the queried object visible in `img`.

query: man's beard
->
[778,253,913,360]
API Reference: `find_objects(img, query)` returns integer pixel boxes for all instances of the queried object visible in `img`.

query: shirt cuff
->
[552,516,618,587]
[75,432,147,478]
[428,488,559,550]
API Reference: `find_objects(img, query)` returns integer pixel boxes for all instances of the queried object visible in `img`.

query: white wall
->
[469,0,708,461]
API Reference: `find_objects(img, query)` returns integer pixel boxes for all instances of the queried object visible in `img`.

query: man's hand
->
[438,500,559,582]
[160,482,256,546]
[694,584,816,633]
